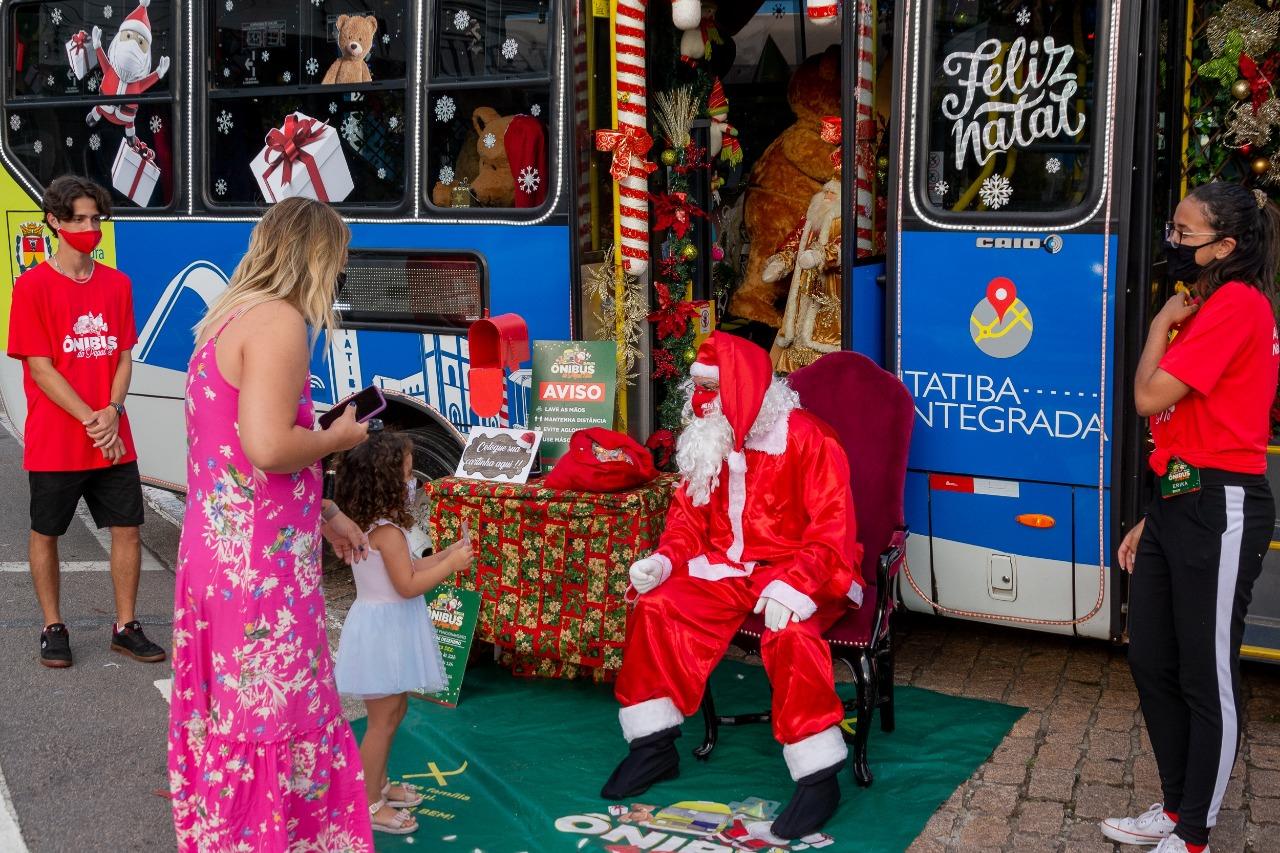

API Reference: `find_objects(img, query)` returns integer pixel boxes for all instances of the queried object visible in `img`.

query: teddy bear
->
[321,14,377,85]
[431,106,546,208]
[728,45,841,328]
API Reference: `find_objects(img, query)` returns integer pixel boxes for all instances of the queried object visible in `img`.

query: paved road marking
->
[0,561,165,572]
[0,761,28,853]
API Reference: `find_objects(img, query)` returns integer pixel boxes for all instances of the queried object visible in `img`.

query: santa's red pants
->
[614,566,849,755]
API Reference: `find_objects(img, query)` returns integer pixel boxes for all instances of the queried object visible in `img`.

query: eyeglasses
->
[1164,221,1220,245]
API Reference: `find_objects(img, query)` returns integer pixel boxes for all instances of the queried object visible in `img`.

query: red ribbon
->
[594,126,656,183]
[69,31,87,52]
[123,140,156,200]
[261,114,331,202]
[820,115,843,173]
[650,191,706,239]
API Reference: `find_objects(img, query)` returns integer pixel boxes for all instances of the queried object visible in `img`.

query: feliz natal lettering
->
[940,36,1086,170]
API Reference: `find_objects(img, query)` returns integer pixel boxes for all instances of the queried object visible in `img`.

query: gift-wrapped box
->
[111,139,159,207]
[250,112,354,204]
[425,474,677,682]
[65,31,97,80]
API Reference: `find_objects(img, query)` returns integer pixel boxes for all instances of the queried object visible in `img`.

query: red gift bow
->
[648,282,700,340]
[124,140,156,200]
[650,192,707,239]
[1240,53,1280,111]
[595,126,657,183]
[261,114,331,202]
[69,31,88,53]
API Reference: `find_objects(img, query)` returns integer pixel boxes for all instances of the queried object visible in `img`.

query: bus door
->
[888,0,1145,640]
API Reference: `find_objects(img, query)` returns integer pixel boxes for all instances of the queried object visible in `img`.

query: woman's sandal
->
[369,799,418,835]
[382,780,424,809]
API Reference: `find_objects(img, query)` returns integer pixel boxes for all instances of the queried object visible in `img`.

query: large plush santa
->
[603,332,863,840]
[85,0,170,147]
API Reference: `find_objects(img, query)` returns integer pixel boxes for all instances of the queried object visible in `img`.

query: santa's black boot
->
[770,762,842,839]
[600,726,681,799]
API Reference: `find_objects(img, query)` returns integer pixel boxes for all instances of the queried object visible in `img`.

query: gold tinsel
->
[1262,154,1280,186]
[1208,0,1280,58]
[586,245,647,383]
[1225,100,1275,147]
[652,88,698,149]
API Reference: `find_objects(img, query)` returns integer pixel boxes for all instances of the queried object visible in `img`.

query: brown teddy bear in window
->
[322,14,377,85]
[431,106,547,208]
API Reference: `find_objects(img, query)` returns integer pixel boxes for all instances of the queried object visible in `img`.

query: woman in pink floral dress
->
[168,198,373,851]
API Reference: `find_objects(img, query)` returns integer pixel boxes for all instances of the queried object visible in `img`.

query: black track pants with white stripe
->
[1129,472,1273,847]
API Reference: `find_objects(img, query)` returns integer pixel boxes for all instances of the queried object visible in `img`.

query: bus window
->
[923,0,1099,215]
[4,0,177,209]
[206,1,409,208]
[425,0,554,211]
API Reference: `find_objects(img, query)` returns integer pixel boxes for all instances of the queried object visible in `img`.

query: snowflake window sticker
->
[65,136,74,148]
[215,178,228,196]
[388,115,399,130]
[33,140,43,155]
[282,71,292,83]
[89,133,101,151]
[483,132,496,149]
[261,50,270,62]
[225,0,234,10]
[377,167,387,180]
[502,38,519,61]
[931,180,950,197]
[454,10,470,29]
[223,68,231,78]
[435,95,456,123]
[306,57,320,76]
[517,166,540,194]
[439,164,455,184]
[979,174,1013,210]
[102,5,112,19]
[46,75,55,87]
[530,104,542,117]
[1045,156,1062,174]
[50,7,63,25]
[328,102,338,114]
[342,114,361,145]
[1016,6,1030,26]
[88,75,99,92]
[150,115,163,133]
[217,110,234,135]
[381,33,391,45]
[8,115,20,132]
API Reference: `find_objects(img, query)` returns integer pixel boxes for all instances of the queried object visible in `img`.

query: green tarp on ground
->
[353,659,1024,852]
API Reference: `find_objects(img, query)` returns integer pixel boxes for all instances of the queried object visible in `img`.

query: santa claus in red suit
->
[85,0,170,148]
[602,332,863,840]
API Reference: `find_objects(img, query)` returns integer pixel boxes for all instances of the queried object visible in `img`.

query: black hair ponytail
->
[1186,182,1280,300]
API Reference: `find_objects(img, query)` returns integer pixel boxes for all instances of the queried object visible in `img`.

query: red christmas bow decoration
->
[820,116,842,173]
[645,429,676,470]
[261,115,330,201]
[69,31,88,52]
[650,192,707,239]
[1240,53,1280,111]
[121,139,156,200]
[648,282,700,340]
[595,126,657,182]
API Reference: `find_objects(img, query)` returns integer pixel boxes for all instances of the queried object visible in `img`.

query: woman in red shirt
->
[1101,183,1279,853]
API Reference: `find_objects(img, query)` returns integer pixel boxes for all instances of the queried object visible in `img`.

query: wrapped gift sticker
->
[111,138,159,207]
[65,31,99,80]
[250,111,355,204]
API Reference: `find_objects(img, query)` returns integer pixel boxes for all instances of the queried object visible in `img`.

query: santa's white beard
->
[676,404,733,507]
[804,191,840,246]
[108,38,152,83]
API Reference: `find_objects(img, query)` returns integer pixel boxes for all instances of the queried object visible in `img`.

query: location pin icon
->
[986,277,1018,322]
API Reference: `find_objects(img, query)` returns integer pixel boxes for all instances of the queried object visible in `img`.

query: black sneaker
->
[110,621,166,663]
[40,623,72,668]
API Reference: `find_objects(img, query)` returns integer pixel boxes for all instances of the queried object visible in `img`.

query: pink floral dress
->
[167,315,372,852]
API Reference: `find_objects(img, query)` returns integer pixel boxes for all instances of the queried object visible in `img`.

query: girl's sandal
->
[383,780,424,809]
[369,799,418,835]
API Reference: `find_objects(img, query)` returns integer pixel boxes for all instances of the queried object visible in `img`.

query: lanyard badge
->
[1159,457,1202,499]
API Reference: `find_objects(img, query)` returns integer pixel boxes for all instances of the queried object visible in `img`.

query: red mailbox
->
[467,313,529,419]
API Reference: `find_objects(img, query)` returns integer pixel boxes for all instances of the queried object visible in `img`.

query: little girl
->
[332,429,473,835]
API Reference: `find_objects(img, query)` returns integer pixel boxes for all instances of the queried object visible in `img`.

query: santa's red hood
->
[696,331,773,454]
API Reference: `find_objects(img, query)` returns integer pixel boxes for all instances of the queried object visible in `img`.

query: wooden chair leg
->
[878,637,896,734]
[693,690,718,760]
[852,649,877,787]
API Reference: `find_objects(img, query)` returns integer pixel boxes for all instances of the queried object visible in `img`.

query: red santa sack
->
[544,428,658,493]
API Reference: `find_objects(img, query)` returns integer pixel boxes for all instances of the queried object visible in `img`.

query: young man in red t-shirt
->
[6,176,165,668]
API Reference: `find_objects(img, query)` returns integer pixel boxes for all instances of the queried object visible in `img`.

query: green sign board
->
[529,340,617,466]
[416,587,481,708]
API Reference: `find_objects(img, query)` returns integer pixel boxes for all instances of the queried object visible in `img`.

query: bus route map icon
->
[970,276,1033,358]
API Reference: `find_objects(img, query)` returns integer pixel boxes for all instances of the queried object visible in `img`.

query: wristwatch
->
[109,401,125,416]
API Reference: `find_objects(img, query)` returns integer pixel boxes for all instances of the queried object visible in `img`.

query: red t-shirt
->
[1151,281,1279,475]
[6,261,138,471]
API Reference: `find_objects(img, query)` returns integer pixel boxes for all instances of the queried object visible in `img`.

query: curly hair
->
[334,430,414,533]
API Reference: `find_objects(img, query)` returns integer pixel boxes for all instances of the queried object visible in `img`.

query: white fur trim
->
[726,450,748,563]
[745,379,799,456]
[619,697,684,742]
[688,554,754,580]
[690,362,719,380]
[745,409,791,456]
[847,581,864,607]
[782,726,848,781]
[652,553,673,585]
[760,580,818,621]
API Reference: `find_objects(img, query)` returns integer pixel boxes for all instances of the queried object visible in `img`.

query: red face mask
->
[692,387,718,418]
[57,227,102,256]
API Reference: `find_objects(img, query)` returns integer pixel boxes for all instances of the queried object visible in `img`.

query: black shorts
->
[29,461,145,537]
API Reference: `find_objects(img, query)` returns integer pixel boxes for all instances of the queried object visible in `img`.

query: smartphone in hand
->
[318,385,387,429]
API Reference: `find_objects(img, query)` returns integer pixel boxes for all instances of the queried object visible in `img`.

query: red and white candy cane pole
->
[854,0,874,255]
[807,0,839,26]
[613,0,651,277]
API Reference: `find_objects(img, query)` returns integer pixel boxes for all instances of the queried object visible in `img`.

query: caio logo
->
[974,234,1063,254]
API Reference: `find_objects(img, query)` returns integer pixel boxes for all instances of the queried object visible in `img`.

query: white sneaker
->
[1100,803,1176,845]
[1154,836,1208,853]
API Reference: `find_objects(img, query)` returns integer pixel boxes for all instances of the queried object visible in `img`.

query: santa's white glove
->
[629,557,665,595]
[753,596,800,632]
[91,26,102,51]
[797,248,822,270]
[762,255,787,283]
[156,56,170,79]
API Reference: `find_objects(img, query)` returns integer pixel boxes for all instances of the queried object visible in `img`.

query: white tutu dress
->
[334,520,448,699]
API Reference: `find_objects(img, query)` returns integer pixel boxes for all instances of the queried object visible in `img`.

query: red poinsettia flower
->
[648,282,699,340]
[645,429,676,470]
[651,348,679,381]
[650,192,707,240]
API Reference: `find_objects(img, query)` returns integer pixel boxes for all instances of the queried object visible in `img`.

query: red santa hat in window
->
[505,114,547,208]
[119,0,155,45]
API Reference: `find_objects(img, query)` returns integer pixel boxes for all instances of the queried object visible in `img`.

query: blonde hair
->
[195,197,350,348]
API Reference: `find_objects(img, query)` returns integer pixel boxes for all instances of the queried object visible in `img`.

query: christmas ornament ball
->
[681,346,697,365]
[1233,79,1253,100]
[1243,143,1254,155]
[660,149,678,166]
[681,244,698,260]
[1254,156,1271,175]
[877,155,890,170]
